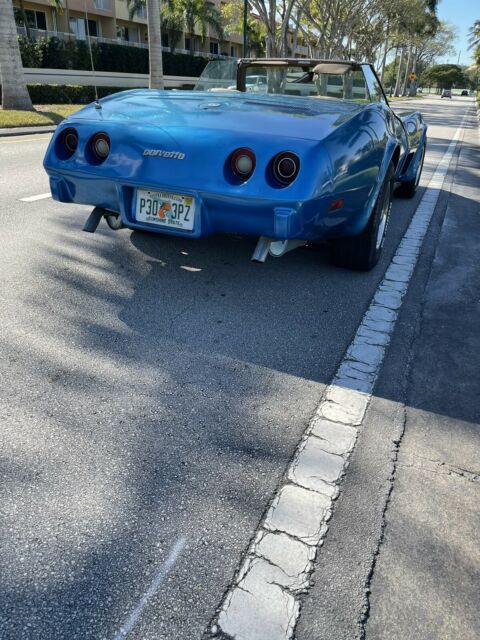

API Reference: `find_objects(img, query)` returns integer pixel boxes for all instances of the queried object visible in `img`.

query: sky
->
[436,0,478,66]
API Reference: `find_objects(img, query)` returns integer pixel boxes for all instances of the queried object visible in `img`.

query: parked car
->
[441,89,452,98]
[43,58,427,271]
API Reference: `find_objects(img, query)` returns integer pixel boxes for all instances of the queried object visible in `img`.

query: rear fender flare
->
[398,130,427,184]
[349,140,398,236]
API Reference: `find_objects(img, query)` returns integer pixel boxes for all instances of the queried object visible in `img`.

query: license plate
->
[135,189,195,231]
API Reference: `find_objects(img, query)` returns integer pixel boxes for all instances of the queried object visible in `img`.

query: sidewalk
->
[365,109,480,638]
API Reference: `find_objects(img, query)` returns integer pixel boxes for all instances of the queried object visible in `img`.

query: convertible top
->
[239,58,361,69]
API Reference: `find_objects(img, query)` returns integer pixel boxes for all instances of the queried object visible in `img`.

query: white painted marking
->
[210,105,474,640]
[20,192,52,202]
[112,537,186,640]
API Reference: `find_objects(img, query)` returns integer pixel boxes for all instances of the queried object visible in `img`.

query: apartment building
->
[13,0,242,57]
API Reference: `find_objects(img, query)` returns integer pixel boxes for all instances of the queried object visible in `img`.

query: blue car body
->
[43,60,427,247]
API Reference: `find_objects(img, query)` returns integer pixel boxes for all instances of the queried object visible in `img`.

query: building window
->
[69,17,98,39]
[185,37,191,51]
[135,5,147,18]
[162,33,169,47]
[230,46,236,57]
[14,8,47,31]
[93,0,110,9]
[87,20,98,37]
[210,41,219,55]
[117,25,139,42]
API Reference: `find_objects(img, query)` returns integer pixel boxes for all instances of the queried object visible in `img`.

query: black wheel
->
[331,164,394,271]
[105,213,124,230]
[396,144,425,199]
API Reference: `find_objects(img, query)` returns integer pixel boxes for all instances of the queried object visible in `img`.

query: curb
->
[0,125,56,138]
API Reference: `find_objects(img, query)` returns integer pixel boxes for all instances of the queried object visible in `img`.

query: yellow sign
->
[409,72,417,81]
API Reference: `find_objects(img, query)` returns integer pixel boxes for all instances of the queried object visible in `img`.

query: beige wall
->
[115,0,147,24]
[13,0,55,31]
[15,0,244,55]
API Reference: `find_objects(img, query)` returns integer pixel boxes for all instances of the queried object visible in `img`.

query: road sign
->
[409,72,417,81]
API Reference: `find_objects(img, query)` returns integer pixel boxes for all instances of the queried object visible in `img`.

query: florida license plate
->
[135,189,195,231]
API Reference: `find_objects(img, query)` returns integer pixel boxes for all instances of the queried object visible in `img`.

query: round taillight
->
[92,132,110,161]
[230,148,256,181]
[272,151,300,186]
[62,128,78,155]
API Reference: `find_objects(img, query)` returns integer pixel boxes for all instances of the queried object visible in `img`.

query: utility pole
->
[243,0,248,57]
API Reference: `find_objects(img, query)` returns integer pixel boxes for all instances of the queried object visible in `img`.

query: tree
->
[147,0,164,88]
[421,64,465,90]
[161,1,185,54]
[0,0,33,110]
[468,19,480,66]
[126,0,164,89]
[180,0,223,55]
[221,0,266,56]
[468,19,480,51]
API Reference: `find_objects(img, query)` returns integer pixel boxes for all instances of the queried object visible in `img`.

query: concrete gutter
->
[0,125,56,137]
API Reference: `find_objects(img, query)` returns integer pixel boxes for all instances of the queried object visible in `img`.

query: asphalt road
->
[0,95,475,640]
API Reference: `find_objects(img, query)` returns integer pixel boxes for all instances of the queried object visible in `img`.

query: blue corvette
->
[43,58,427,270]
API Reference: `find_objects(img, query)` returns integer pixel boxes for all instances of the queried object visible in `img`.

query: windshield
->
[244,65,369,101]
[194,60,374,102]
[193,59,237,91]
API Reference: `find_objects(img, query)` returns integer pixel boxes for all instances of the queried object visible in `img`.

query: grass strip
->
[0,104,83,128]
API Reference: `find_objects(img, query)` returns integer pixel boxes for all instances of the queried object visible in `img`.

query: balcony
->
[17,26,148,48]
[16,26,237,58]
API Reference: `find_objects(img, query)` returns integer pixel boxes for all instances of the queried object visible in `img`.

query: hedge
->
[0,83,197,104]
[29,84,132,104]
[19,36,210,77]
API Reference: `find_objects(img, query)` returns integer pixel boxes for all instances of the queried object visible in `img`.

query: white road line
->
[112,537,186,640]
[20,193,52,202]
[209,108,472,640]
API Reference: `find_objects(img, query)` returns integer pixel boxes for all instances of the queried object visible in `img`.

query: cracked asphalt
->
[1,96,478,640]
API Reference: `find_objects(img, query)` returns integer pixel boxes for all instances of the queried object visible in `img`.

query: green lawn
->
[0,104,83,128]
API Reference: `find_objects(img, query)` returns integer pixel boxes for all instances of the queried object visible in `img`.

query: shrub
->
[18,36,210,77]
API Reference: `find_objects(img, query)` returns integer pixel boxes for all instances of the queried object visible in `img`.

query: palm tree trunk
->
[147,0,164,90]
[0,0,33,110]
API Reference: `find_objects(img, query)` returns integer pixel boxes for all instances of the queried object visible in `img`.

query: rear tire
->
[331,164,394,271]
[396,144,425,199]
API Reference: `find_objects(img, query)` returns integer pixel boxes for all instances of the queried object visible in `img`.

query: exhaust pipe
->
[83,207,104,233]
[83,207,124,233]
[269,239,307,257]
[251,237,307,262]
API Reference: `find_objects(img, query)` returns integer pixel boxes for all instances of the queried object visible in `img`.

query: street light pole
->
[243,0,248,57]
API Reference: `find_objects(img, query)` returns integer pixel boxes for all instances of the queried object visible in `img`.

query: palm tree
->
[468,20,480,50]
[0,0,33,110]
[50,0,70,36]
[126,0,164,89]
[146,0,164,89]
[180,0,223,55]
[161,1,185,54]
